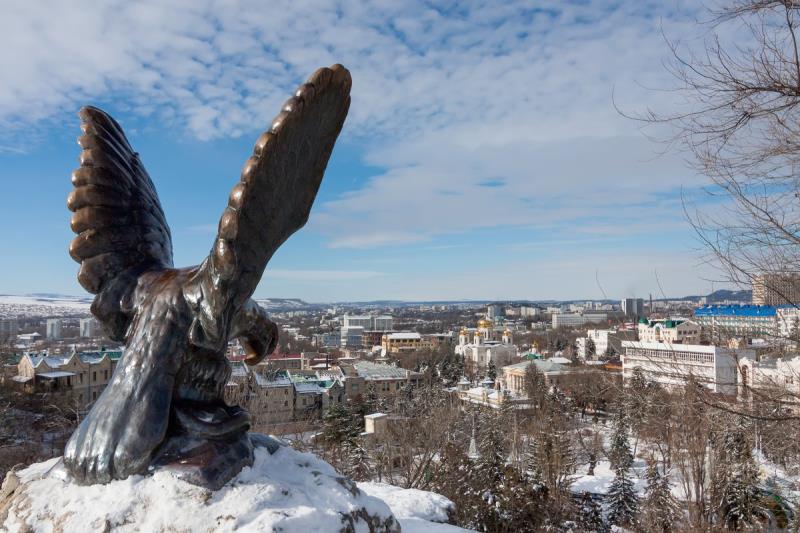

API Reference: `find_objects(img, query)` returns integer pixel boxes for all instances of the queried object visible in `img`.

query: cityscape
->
[5,1,800,532]
[5,280,800,531]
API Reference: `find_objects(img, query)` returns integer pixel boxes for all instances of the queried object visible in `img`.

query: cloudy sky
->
[0,0,730,302]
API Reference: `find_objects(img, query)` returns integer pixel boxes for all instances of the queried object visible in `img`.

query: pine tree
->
[486,360,497,380]
[723,452,762,529]
[341,438,373,481]
[641,462,681,532]
[586,338,596,359]
[524,361,547,409]
[607,407,633,472]
[320,403,359,447]
[714,417,764,530]
[576,491,606,533]
[605,463,639,529]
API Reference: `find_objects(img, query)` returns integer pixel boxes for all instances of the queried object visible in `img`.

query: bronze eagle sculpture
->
[62,65,351,489]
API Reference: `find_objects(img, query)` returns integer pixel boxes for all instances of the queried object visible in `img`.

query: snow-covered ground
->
[571,458,648,497]
[358,482,473,532]
[2,444,468,532]
[0,294,91,318]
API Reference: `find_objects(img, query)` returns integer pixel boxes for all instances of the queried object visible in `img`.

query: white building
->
[575,338,588,359]
[487,304,503,319]
[621,341,747,395]
[587,329,613,357]
[46,319,62,340]
[80,318,99,338]
[456,326,517,372]
[552,313,607,329]
[343,315,373,329]
[777,306,800,339]
[372,315,393,331]
[637,318,703,344]
[343,314,393,331]
[738,356,800,403]
[340,326,365,348]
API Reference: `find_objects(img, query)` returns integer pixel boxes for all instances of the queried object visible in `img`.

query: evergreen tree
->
[723,451,763,529]
[486,360,497,380]
[586,338,596,359]
[320,403,359,448]
[576,491,606,533]
[524,361,547,409]
[438,350,464,386]
[713,417,764,530]
[605,344,617,359]
[605,463,639,529]
[527,389,577,499]
[341,438,373,481]
[607,407,633,472]
[641,462,681,533]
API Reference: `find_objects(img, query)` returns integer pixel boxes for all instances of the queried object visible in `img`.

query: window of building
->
[93,371,97,382]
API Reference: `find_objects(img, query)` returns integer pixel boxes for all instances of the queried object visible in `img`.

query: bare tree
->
[633,0,800,299]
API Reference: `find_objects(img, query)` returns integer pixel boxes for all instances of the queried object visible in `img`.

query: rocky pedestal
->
[0,435,400,533]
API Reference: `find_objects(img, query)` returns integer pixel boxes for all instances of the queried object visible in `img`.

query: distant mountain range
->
[674,289,752,303]
[0,287,754,319]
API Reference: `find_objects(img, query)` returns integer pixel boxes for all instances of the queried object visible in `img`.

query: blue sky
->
[0,0,730,302]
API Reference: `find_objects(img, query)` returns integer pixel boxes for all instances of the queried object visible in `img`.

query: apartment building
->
[637,318,703,344]
[551,313,608,328]
[620,341,747,395]
[381,332,434,354]
[693,305,777,339]
[12,350,123,405]
[753,273,800,305]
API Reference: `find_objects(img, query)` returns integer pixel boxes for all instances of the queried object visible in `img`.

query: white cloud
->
[1,0,712,253]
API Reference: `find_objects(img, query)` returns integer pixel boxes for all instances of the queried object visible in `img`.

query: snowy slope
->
[1,444,468,532]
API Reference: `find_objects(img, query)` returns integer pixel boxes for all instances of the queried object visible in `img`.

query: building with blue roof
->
[693,304,778,339]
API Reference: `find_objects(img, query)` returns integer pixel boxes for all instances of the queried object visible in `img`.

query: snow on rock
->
[358,482,454,523]
[358,482,474,533]
[1,444,401,532]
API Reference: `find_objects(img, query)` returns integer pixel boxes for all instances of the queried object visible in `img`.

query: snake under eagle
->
[62,65,351,488]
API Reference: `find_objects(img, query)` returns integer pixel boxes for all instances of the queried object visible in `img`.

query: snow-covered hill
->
[0,294,91,319]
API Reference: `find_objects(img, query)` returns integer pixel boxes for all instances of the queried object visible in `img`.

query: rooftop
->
[385,332,421,340]
[694,304,778,317]
[503,359,569,374]
[352,360,410,380]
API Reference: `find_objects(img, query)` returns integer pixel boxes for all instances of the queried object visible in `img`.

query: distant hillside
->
[254,298,318,312]
[674,289,752,303]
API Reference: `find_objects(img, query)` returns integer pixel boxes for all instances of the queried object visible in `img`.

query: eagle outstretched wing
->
[185,64,352,351]
[68,107,174,341]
